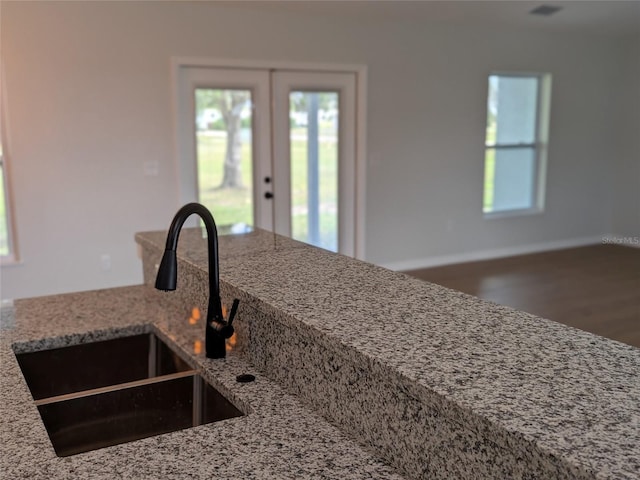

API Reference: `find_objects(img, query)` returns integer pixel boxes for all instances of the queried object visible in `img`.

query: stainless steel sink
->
[16,333,192,399]
[14,333,244,457]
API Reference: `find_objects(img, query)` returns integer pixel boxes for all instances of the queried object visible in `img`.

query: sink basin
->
[36,373,243,457]
[16,333,192,399]
[14,333,244,456]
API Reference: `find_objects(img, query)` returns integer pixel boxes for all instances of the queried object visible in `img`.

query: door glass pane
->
[289,91,339,252]
[195,88,253,231]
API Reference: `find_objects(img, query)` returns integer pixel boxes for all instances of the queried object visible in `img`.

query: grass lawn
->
[197,133,254,227]
[196,130,338,250]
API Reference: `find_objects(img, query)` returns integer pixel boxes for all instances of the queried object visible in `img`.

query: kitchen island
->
[0,285,405,479]
[2,228,639,479]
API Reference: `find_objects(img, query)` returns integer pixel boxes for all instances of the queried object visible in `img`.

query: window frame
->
[0,84,18,265]
[0,154,17,265]
[483,71,551,218]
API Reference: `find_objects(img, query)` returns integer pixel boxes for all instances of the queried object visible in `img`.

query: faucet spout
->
[155,203,237,359]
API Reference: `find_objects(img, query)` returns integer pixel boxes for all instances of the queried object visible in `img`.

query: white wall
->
[612,35,640,238]
[1,1,637,299]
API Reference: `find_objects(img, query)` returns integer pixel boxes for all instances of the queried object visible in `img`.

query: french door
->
[175,66,358,256]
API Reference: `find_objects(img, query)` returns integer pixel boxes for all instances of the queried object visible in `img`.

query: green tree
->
[289,91,336,113]
[196,89,249,189]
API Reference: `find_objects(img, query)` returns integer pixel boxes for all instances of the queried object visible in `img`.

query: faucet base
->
[206,326,227,359]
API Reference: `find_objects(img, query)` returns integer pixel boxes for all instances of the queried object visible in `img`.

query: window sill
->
[483,207,543,220]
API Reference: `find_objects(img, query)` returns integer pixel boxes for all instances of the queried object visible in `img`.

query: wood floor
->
[404,245,640,348]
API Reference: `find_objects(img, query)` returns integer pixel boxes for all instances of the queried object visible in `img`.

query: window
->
[483,73,551,215]
[0,147,11,260]
[0,116,15,263]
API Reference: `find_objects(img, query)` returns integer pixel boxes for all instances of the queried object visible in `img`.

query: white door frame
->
[171,57,367,259]
[174,67,273,229]
[272,71,356,256]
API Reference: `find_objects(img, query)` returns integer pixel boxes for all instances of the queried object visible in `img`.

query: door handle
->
[264,192,274,199]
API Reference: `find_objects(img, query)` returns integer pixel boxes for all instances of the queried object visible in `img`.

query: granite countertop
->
[136,228,640,480]
[3,227,639,479]
[0,286,404,479]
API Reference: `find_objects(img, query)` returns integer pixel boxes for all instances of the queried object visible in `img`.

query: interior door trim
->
[171,57,367,259]
[272,71,356,256]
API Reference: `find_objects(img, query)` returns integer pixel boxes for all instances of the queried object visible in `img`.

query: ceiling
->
[212,0,640,37]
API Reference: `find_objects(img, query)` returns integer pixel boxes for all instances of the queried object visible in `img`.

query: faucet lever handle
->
[227,298,240,327]
[212,298,240,339]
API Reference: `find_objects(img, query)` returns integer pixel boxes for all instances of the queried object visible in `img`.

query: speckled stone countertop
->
[3,227,639,479]
[0,287,405,479]
[134,228,640,480]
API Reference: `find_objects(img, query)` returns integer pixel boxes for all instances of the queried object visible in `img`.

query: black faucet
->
[155,202,239,359]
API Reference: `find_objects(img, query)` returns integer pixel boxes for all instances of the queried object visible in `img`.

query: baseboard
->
[381,235,608,272]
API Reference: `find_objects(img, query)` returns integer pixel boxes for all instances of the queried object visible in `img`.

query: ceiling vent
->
[529,5,563,16]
